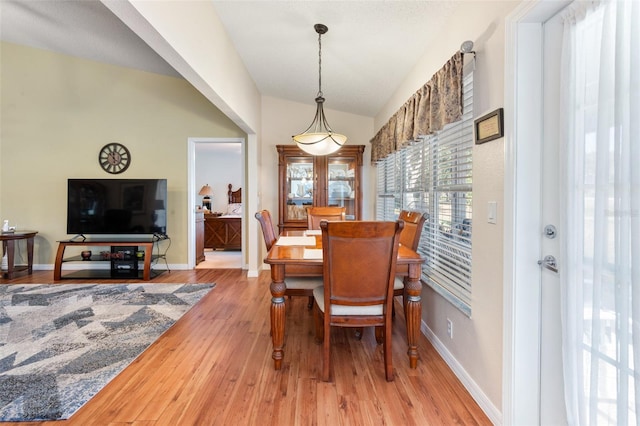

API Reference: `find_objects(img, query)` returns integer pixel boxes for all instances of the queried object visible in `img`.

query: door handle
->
[544,224,557,239]
[538,255,558,273]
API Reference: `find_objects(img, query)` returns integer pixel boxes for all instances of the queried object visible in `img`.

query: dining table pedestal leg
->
[405,263,422,369]
[270,265,286,370]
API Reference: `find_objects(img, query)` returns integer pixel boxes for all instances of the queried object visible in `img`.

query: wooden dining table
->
[264,230,425,370]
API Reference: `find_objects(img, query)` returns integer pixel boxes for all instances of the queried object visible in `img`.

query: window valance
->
[370,52,464,162]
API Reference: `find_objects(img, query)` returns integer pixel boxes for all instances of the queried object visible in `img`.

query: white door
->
[539,10,568,425]
[505,2,573,423]
[507,0,638,423]
[538,3,639,423]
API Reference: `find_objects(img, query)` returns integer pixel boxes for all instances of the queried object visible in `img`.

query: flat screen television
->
[67,179,167,236]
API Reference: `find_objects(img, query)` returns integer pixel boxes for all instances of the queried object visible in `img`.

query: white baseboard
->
[421,320,502,425]
[33,264,54,270]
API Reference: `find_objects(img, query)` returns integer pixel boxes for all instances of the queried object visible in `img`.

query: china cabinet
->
[276,144,365,232]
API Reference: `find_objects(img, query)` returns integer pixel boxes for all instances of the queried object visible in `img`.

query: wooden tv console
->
[54,237,158,281]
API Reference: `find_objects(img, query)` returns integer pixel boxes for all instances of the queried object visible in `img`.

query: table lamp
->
[198,184,213,211]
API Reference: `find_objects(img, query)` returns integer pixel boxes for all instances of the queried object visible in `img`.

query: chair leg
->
[402,280,409,316]
[313,303,324,344]
[322,321,331,382]
[384,321,394,382]
[374,326,384,345]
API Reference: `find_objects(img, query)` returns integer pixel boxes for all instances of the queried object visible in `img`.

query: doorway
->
[188,137,244,269]
[503,0,571,424]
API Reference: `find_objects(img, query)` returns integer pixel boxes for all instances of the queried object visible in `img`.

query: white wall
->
[258,96,374,264]
[195,144,242,213]
[104,0,261,134]
[105,0,263,274]
[260,95,374,218]
[375,1,519,418]
[0,42,246,265]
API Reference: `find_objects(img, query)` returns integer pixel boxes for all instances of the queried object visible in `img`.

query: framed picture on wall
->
[474,108,504,144]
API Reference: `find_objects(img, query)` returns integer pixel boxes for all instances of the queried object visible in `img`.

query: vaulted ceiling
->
[0,0,465,118]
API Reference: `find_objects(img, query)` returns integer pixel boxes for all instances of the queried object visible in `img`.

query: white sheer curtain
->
[560,0,640,424]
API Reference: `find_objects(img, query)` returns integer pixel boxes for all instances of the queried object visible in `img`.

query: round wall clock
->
[99,143,131,174]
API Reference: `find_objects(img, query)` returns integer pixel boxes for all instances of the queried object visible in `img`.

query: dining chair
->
[353,210,427,340]
[255,210,278,251]
[394,210,428,302]
[255,210,321,308]
[305,206,346,230]
[313,220,404,382]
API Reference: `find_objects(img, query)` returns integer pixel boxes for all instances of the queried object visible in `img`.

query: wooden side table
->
[1,230,38,279]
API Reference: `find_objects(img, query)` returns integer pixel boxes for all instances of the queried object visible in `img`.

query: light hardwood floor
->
[196,250,242,269]
[1,269,491,426]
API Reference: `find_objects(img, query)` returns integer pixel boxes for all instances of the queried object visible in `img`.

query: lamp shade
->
[294,132,347,156]
[198,184,213,196]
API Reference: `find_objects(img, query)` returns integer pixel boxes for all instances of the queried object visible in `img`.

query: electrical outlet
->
[447,318,453,338]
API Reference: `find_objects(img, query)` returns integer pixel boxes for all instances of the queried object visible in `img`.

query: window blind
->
[376,69,473,315]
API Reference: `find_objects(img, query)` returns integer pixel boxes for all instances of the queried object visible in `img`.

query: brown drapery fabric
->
[370,52,464,162]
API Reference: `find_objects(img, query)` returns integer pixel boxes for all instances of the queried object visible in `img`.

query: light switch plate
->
[488,201,497,224]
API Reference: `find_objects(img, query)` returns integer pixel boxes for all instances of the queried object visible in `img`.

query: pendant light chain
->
[317,30,323,98]
[292,23,347,156]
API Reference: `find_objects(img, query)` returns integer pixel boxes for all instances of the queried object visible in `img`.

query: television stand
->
[54,237,158,281]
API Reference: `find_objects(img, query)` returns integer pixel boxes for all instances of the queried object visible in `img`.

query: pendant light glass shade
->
[293,97,347,155]
[294,131,347,155]
[293,24,347,155]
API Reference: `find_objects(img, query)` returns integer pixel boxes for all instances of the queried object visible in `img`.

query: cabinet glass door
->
[327,156,357,220]
[285,158,314,223]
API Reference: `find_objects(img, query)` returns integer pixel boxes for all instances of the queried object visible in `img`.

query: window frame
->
[376,67,474,315]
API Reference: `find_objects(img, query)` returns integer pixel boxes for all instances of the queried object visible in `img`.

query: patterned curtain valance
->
[370,52,464,162]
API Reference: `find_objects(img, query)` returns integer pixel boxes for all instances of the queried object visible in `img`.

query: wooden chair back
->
[256,209,321,308]
[306,206,346,230]
[391,210,428,307]
[315,220,403,381]
[228,184,242,203]
[398,210,427,250]
[321,221,403,309]
[255,210,277,251]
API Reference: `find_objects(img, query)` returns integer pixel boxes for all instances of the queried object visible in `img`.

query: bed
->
[204,184,242,250]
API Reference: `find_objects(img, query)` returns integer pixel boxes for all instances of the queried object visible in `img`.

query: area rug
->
[0,283,215,421]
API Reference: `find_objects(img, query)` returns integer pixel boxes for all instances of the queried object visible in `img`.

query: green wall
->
[0,42,246,266]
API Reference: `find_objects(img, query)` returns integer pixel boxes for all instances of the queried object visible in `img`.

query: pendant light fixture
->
[293,23,347,156]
